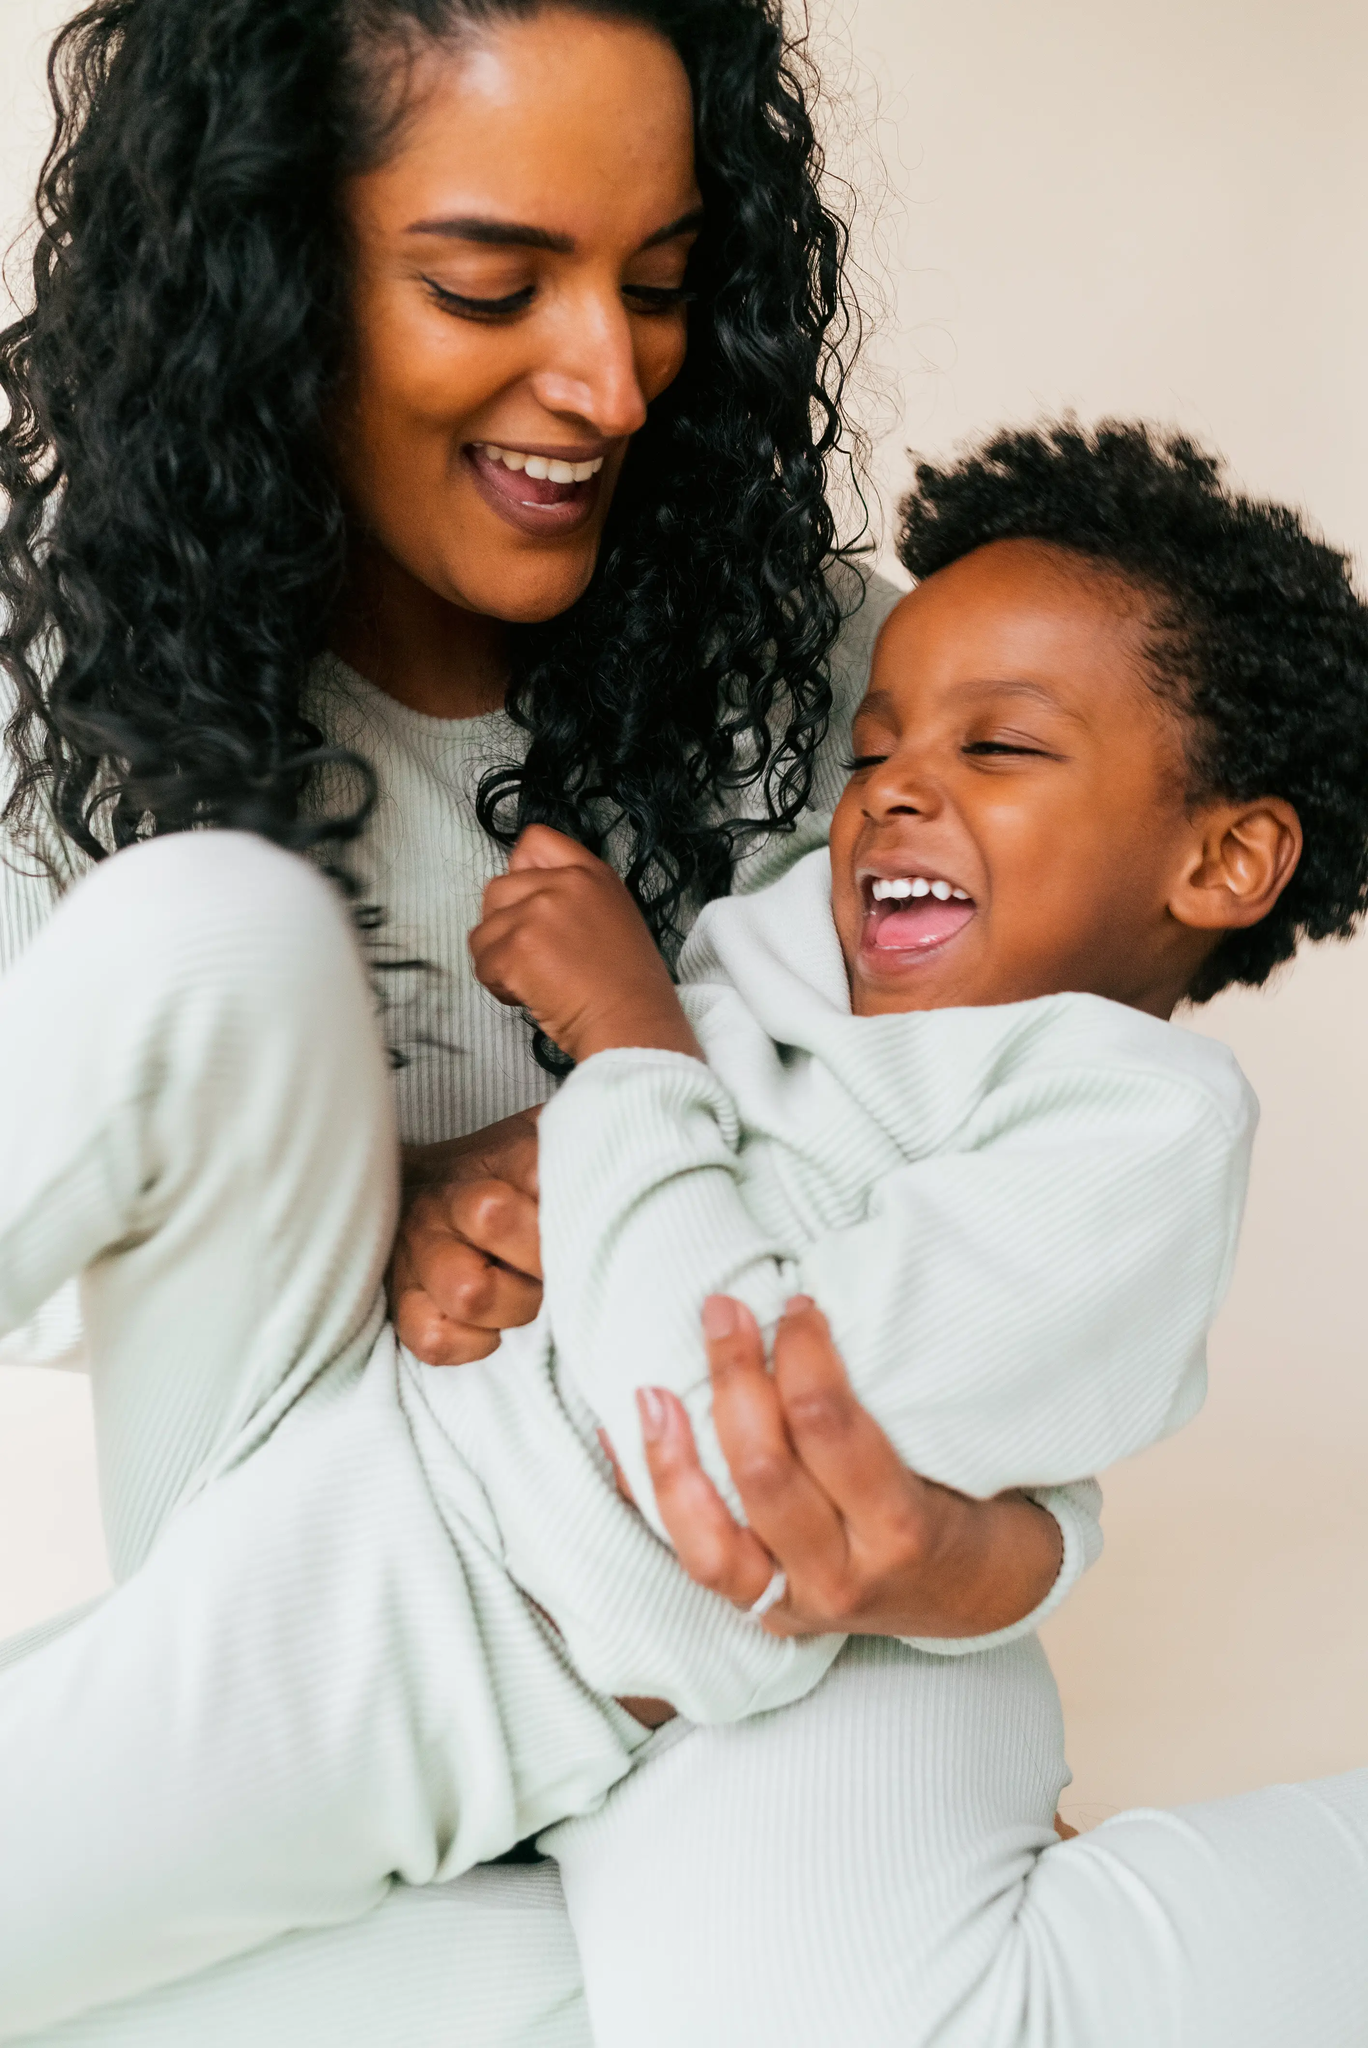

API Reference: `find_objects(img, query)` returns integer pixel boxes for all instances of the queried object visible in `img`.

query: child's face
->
[830,538,1215,1017]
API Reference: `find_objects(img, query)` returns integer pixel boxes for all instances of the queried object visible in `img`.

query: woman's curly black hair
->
[897,419,1368,1001]
[0,0,860,953]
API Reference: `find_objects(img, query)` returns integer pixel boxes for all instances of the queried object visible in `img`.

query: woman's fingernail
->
[702,1295,739,1341]
[783,1294,815,1317]
[637,1387,667,1441]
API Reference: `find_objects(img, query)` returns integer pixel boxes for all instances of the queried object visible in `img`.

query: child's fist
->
[468,826,701,1065]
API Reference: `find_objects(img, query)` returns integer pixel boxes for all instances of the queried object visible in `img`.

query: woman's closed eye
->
[843,753,890,774]
[421,277,694,323]
[421,276,536,320]
[622,282,694,314]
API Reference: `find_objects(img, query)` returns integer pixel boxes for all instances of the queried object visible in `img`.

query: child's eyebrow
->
[961,678,1091,728]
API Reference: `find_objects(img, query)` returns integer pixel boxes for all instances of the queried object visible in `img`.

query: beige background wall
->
[2,0,1366,1819]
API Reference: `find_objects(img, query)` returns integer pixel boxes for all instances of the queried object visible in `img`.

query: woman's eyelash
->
[623,284,695,313]
[842,753,888,772]
[422,278,536,320]
[422,278,694,322]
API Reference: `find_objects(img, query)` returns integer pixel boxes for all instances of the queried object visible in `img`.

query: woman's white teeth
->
[871,877,971,902]
[478,444,603,483]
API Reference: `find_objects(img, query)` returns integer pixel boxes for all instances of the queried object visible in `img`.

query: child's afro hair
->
[896,418,1368,1002]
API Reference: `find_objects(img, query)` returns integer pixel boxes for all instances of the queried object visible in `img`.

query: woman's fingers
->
[770,1296,932,1559]
[389,1193,543,1365]
[703,1297,851,1615]
[390,1116,547,1367]
[401,1107,541,1203]
[444,1177,543,1280]
[392,1285,500,1366]
[640,1386,778,1609]
[408,1229,542,1331]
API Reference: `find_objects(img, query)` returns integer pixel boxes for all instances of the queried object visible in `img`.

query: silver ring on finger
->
[747,1567,788,1620]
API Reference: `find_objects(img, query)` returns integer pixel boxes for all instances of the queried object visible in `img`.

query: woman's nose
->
[529,298,649,441]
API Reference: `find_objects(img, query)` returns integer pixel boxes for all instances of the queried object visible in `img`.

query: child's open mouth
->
[861,874,976,957]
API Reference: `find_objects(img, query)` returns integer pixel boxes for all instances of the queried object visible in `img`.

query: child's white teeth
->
[478,444,604,481]
[870,876,972,903]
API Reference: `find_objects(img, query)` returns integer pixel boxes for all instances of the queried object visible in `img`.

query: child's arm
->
[471,831,1250,1563]
[538,1040,1246,1527]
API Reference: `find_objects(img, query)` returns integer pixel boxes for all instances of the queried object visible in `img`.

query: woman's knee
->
[50,831,365,1023]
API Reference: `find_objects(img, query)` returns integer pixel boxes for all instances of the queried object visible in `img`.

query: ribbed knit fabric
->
[18,1864,588,2048]
[0,834,652,2039]
[5,571,1368,2048]
[533,847,1254,1669]
[0,566,900,1375]
[547,1635,1368,2048]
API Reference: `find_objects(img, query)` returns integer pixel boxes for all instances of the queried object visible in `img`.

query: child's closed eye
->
[962,738,1061,760]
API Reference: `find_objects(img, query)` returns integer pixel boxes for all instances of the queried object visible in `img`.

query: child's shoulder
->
[972,991,1257,1138]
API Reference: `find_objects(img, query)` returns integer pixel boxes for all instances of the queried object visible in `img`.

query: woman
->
[0,1,1064,2041]
[6,5,1362,2046]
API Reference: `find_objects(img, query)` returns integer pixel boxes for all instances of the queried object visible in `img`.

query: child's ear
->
[1169,797,1303,935]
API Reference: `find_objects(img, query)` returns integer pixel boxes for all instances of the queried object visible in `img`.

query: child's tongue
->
[870,897,975,952]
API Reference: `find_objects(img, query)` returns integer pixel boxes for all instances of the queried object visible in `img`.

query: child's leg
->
[13,1865,592,2048]
[0,828,398,1576]
[546,1632,1068,2047]
[549,1635,1368,2048]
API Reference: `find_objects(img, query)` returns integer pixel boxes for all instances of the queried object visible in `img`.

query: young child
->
[2,421,1366,2045]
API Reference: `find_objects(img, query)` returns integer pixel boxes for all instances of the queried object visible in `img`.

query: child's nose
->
[864,755,945,821]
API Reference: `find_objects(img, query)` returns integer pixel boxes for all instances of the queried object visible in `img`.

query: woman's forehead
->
[351,12,699,245]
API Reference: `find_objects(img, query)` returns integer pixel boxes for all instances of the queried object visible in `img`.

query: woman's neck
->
[329,538,511,720]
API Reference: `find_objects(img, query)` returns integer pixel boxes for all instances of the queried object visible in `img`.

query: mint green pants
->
[2,832,1366,2047]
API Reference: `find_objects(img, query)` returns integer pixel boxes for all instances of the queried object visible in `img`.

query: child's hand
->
[469,825,701,1065]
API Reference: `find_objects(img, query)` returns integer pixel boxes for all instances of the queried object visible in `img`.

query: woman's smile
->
[465,438,610,536]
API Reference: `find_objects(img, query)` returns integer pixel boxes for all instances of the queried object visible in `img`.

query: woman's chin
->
[445,529,604,625]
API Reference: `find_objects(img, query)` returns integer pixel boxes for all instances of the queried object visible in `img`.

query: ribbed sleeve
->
[537,851,1256,1662]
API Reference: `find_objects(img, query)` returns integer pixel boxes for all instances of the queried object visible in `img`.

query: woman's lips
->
[465,443,604,537]
[863,894,976,958]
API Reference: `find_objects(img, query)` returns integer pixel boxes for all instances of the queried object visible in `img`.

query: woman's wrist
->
[917,1486,1064,1639]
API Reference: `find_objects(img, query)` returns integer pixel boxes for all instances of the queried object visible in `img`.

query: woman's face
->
[335,7,700,626]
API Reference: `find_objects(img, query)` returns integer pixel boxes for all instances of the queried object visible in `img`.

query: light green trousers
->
[0,832,616,2045]
[2,831,1367,2048]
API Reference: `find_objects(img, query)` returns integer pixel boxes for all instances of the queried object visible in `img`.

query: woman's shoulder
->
[0,709,82,978]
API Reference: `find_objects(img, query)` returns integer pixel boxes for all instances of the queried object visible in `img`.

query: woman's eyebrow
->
[403,206,704,253]
[638,206,705,249]
[404,215,575,251]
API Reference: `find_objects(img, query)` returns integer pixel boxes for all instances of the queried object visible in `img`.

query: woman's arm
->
[640,1295,1068,1641]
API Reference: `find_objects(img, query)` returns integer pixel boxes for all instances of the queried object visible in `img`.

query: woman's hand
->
[389,1109,545,1365]
[638,1295,1064,1638]
[469,825,700,1064]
